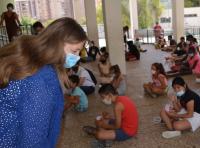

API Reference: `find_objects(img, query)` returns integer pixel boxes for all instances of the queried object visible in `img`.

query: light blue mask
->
[176,90,185,97]
[64,53,80,68]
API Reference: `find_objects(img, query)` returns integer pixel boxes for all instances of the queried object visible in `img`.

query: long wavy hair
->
[0,17,87,88]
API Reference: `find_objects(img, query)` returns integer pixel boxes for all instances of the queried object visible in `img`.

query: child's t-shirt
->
[116,96,138,136]
[188,53,200,70]
[71,87,88,110]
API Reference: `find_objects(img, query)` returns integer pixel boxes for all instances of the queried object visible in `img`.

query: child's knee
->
[173,122,182,131]
[95,131,103,140]
[160,108,166,117]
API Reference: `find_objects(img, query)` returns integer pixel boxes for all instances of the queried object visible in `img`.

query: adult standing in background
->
[0,3,21,42]
[154,22,163,42]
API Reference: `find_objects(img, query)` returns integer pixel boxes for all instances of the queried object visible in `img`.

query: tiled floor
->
[57,44,200,148]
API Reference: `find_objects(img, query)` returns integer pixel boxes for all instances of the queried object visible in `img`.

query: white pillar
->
[72,0,85,24]
[102,0,126,74]
[129,0,139,40]
[84,0,99,46]
[172,0,184,41]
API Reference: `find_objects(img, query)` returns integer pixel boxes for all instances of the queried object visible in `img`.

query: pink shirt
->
[188,53,200,74]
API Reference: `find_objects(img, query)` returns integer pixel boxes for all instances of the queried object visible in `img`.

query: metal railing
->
[0,25,32,48]
[134,27,200,44]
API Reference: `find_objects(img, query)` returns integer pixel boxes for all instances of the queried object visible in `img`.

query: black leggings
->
[80,86,95,95]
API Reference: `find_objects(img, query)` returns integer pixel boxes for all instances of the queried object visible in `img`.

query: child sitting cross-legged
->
[83,84,138,142]
[160,77,200,139]
[64,75,88,112]
[143,63,168,98]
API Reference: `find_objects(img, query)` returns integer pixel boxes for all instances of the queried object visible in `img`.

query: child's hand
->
[102,111,110,119]
[170,95,177,103]
[95,119,105,128]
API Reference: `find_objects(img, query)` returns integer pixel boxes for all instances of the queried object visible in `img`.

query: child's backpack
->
[85,68,97,85]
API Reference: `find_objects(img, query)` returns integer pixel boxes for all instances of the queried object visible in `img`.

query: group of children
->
[63,36,200,145]
[145,34,200,138]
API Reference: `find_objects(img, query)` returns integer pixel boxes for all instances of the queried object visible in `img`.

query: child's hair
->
[188,46,196,54]
[172,77,188,90]
[100,47,106,53]
[68,75,80,86]
[168,35,172,40]
[98,84,118,95]
[110,65,121,75]
[7,3,14,9]
[152,63,166,76]
[32,21,44,30]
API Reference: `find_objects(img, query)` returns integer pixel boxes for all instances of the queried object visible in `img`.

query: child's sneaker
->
[162,131,181,139]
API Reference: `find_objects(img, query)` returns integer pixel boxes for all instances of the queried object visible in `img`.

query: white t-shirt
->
[77,66,95,87]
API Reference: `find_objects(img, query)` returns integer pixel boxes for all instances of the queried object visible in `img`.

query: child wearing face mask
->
[187,46,200,83]
[64,75,88,112]
[110,65,126,95]
[143,63,168,97]
[160,77,200,139]
[83,84,138,142]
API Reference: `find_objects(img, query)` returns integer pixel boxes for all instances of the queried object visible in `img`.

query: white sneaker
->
[162,131,181,139]
[196,78,200,83]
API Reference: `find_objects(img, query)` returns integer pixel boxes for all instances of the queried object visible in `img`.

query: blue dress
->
[0,65,64,148]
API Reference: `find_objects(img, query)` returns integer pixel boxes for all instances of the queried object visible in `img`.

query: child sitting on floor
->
[110,65,126,95]
[83,84,138,142]
[64,75,88,112]
[98,53,112,84]
[160,77,200,139]
[143,63,168,97]
[187,46,200,83]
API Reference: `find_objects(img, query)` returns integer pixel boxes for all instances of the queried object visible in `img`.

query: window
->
[160,17,171,23]
[184,14,198,17]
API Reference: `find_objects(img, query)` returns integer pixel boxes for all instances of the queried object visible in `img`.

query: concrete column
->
[72,0,85,24]
[102,0,126,74]
[84,0,99,46]
[129,0,139,40]
[172,0,184,41]
[0,0,14,16]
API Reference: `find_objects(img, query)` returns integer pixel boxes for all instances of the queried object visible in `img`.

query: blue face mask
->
[176,90,185,97]
[64,53,80,68]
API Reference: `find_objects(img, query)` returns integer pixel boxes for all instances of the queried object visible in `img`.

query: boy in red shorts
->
[83,84,138,141]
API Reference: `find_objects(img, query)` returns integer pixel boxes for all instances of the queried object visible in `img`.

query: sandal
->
[82,126,97,135]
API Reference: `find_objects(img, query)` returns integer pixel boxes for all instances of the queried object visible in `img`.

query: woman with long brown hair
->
[0,17,87,147]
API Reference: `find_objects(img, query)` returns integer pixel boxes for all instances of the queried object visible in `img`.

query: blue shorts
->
[109,119,132,141]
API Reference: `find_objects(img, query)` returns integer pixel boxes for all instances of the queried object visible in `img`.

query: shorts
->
[108,119,133,141]
[74,106,87,112]
[178,108,200,132]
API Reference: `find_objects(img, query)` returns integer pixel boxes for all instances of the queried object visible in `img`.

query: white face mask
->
[102,98,112,105]
[176,90,185,97]
[186,41,190,44]
[151,70,156,75]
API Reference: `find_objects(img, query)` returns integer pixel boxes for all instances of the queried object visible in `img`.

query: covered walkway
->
[57,45,200,148]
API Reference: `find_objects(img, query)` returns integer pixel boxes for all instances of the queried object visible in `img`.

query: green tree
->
[138,0,153,29]
[96,0,130,27]
[96,2,103,24]
[150,0,164,22]
[185,0,200,7]
[21,16,36,25]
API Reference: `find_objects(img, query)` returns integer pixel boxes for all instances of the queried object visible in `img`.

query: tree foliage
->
[95,0,164,29]
[185,0,200,7]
